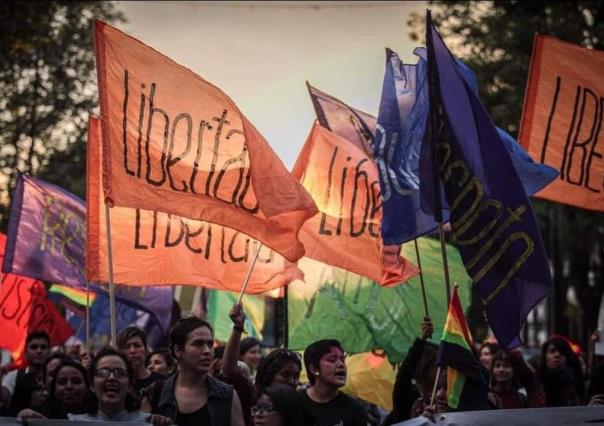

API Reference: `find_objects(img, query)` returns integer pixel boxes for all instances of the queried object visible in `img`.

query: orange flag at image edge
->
[0,233,73,367]
[520,34,604,211]
[94,21,317,262]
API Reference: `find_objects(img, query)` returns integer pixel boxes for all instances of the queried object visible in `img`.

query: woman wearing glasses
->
[70,347,170,424]
[252,384,315,426]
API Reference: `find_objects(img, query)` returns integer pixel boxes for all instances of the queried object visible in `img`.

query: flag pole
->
[426,9,452,305]
[85,280,91,352]
[104,202,117,347]
[413,239,430,317]
[430,366,442,406]
[236,243,262,305]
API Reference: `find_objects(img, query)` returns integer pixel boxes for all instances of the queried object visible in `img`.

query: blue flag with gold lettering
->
[375,46,557,245]
[421,17,552,347]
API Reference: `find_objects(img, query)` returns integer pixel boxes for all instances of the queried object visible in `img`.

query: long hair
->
[261,384,315,426]
[539,336,585,405]
[45,360,92,419]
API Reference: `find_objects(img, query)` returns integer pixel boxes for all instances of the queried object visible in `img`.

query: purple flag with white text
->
[2,174,174,335]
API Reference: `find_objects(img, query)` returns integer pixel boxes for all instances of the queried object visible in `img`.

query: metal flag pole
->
[236,243,263,305]
[413,239,430,317]
[426,9,452,305]
[104,202,117,347]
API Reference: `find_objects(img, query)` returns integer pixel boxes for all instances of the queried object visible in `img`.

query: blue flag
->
[375,48,557,245]
[421,17,552,347]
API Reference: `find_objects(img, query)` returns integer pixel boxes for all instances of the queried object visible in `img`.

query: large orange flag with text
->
[0,233,73,367]
[293,123,418,286]
[520,35,604,211]
[94,21,317,262]
[87,117,303,293]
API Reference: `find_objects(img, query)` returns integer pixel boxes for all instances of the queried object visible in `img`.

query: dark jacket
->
[146,373,233,425]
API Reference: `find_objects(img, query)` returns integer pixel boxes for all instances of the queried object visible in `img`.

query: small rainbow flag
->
[49,284,96,307]
[436,286,488,410]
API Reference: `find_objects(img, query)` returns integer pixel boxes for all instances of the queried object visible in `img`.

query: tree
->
[0,1,124,229]
[408,1,604,348]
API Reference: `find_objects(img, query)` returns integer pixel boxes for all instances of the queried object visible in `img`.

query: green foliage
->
[409,1,604,345]
[0,1,124,229]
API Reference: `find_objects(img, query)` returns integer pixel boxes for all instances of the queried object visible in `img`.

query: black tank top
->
[175,405,211,426]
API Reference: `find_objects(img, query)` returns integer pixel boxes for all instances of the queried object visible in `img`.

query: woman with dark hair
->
[146,349,176,376]
[17,360,91,421]
[256,349,302,392]
[252,384,315,426]
[478,341,500,371]
[69,346,151,422]
[539,336,585,406]
[490,350,544,409]
[240,337,262,379]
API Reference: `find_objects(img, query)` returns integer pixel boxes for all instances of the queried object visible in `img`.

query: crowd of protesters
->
[1,306,603,425]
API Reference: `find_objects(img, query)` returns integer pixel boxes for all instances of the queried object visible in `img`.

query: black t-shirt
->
[175,405,211,426]
[300,389,369,426]
[135,371,166,393]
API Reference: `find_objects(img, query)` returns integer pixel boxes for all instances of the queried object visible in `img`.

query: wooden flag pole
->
[85,280,91,352]
[413,239,430,317]
[104,203,117,347]
[430,366,443,406]
[426,9,452,305]
[236,243,262,305]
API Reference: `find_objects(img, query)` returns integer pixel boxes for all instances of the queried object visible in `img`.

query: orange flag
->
[87,117,303,294]
[520,35,604,211]
[94,21,317,262]
[292,123,418,286]
[0,233,73,367]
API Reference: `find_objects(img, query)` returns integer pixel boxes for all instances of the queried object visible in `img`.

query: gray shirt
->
[68,410,150,422]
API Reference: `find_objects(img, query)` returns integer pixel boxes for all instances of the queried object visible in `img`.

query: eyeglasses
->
[251,405,275,416]
[94,367,129,379]
[28,344,49,351]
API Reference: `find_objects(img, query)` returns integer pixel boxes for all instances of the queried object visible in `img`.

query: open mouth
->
[334,371,347,380]
[103,383,121,396]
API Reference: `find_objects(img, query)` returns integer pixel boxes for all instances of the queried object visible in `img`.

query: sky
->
[117,1,425,168]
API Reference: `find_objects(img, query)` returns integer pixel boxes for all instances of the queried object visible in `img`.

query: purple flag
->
[421,16,552,347]
[2,174,174,335]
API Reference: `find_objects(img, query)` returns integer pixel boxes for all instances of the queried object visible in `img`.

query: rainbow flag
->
[49,284,96,307]
[436,287,488,410]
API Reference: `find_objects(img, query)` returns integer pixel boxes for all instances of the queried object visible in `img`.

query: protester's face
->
[55,366,87,408]
[480,347,494,370]
[252,393,283,426]
[147,354,170,375]
[435,386,449,413]
[272,360,301,388]
[26,338,50,367]
[177,326,214,375]
[45,358,63,387]
[492,359,513,384]
[316,346,346,388]
[93,355,131,410]
[122,336,147,369]
[546,343,566,369]
[242,345,262,370]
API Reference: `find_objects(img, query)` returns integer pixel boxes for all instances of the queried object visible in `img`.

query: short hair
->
[479,341,501,356]
[90,347,139,413]
[26,331,50,347]
[240,337,261,357]
[92,346,135,384]
[256,349,302,391]
[303,339,343,385]
[116,326,148,350]
[169,316,213,360]
[146,349,176,369]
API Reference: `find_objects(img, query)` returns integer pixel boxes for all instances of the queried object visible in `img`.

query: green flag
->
[288,237,471,363]
[206,290,266,342]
